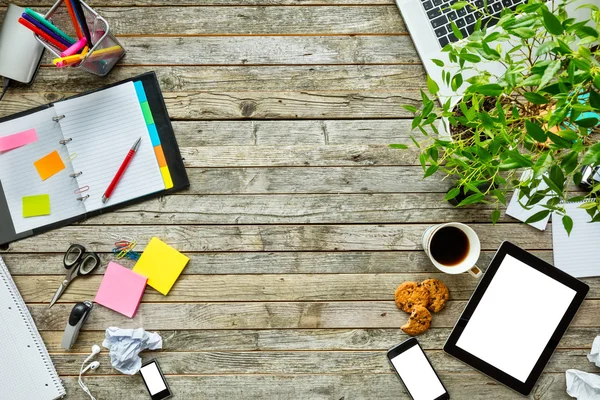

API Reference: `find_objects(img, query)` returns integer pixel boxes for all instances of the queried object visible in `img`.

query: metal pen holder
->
[34,0,125,76]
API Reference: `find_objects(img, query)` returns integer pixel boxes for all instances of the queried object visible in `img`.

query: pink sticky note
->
[0,128,38,152]
[94,262,147,318]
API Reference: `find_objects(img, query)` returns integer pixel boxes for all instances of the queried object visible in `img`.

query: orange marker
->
[65,0,83,39]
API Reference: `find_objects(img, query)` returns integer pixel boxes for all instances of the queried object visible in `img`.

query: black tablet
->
[444,241,589,396]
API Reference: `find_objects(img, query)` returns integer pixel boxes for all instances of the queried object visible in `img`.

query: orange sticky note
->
[34,150,66,180]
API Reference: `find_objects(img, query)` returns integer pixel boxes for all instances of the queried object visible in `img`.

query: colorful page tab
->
[133,237,189,295]
[94,262,148,318]
[22,194,50,217]
[34,150,66,180]
[0,128,38,152]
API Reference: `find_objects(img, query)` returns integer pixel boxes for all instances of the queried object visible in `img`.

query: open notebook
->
[552,202,600,278]
[0,255,65,399]
[0,73,188,244]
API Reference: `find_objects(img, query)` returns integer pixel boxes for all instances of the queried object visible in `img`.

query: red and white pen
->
[102,137,141,204]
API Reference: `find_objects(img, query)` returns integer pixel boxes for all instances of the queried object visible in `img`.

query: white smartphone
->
[387,338,449,400]
[140,359,173,400]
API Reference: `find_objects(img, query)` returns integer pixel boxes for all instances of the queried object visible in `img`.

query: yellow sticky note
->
[22,194,50,217]
[34,150,66,181]
[133,237,189,295]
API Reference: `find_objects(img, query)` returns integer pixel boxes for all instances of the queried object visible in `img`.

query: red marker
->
[102,137,141,204]
[18,17,68,52]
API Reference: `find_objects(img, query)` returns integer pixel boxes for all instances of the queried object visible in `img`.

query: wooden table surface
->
[1,1,598,399]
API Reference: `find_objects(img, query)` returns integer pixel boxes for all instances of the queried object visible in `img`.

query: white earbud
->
[79,345,101,400]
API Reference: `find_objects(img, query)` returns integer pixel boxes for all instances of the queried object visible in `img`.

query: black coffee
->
[430,226,470,266]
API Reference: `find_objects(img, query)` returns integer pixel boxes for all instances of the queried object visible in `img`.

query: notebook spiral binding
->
[58,125,88,202]
[52,115,65,122]
[0,256,65,397]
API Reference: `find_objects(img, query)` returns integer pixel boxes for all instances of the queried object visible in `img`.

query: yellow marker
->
[86,45,123,61]
[53,54,83,68]
[81,46,89,55]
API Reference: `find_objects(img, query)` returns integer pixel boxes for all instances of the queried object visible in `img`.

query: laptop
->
[395,0,596,103]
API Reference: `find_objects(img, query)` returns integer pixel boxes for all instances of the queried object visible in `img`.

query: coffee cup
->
[422,222,482,278]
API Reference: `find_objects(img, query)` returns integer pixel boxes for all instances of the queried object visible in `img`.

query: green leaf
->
[542,9,564,35]
[574,171,583,186]
[523,92,549,105]
[576,25,598,38]
[594,75,600,91]
[549,165,565,193]
[451,21,463,40]
[427,75,440,95]
[458,53,481,63]
[561,151,578,174]
[468,84,504,96]
[578,202,598,210]
[575,117,599,128]
[542,174,563,196]
[403,105,418,113]
[451,1,469,8]
[525,120,547,142]
[389,144,408,149]
[444,187,461,201]
[535,41,556,57]
[547,132,572,148]
[539,60,561,89]
[519,75,542,87]
[562,215,573,236]
[491,209,500,224]
[456,193,485,207]
[411,114,423,130]
[507,151,533,168]
[431,59,444,67]
[423,165,438,178]
[525,210,550,224]
[511,27,536,38]
[590,90,600,110]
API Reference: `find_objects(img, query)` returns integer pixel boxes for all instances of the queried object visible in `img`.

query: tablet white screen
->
[455,254,576,382]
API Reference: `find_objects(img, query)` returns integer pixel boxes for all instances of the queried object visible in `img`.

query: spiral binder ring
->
[59,138,72,145]
[77,195,90,201]
[52,115,65,122]
[70,172,83,178]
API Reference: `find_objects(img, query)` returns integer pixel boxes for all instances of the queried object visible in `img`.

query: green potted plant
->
[394,0,600,233]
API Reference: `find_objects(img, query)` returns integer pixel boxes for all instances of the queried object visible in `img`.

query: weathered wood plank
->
[40,326,598,353]
[4,1,398,6]
[0,91,420,119]
[40,36,418,66]
[2,250,554,275]
[20,273,599,303]
[78,194,500,224]
[29,300,600,330]
[3,224,552,253]
[23,65,427,92]
[49,349,596,375]
[58,373,575,399]
[171,120,417,146]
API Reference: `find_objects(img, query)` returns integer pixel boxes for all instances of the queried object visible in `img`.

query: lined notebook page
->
[0,256,65,399]
[552,203,600,277]
[54,82,165,212]
[0,107,84,234]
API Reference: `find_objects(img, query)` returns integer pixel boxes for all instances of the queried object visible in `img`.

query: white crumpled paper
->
[566,369,600,399]
[102,327,162,375]
[587,336,600,368]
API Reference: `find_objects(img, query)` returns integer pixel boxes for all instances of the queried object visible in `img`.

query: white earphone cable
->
[78,349,98,400]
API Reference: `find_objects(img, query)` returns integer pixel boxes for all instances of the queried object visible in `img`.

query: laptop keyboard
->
[421,0,526,47]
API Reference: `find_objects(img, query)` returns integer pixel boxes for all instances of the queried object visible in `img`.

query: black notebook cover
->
[0,72,189,246]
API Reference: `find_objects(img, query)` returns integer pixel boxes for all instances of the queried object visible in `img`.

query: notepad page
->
[0,107,85,234]
[552,203,600,277]
[0,256,65,399]
[54,82,165,212]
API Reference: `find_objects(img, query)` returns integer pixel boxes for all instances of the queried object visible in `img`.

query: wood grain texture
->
[28,301,600,330]
[3,224,552,253]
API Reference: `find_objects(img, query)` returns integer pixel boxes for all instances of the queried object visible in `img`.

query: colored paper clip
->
[74,186,89,195]
[113,239,140,261]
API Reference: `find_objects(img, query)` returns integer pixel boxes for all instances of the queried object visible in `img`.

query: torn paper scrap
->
[0,128,37,152]
[587,336,600,367]
[102,327,162,375]
[566,369,600,399]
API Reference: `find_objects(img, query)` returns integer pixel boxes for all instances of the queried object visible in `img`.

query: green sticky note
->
[140,101,154,125]
[22,194,50,217]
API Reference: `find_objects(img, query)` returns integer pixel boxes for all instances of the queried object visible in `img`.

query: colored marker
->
[24,8,75,45]
[60,37,87,57]
[86,45,123,61]
[70,0,93,47]
[18,17,67,52]
[64,0,83,39]
[53,54,84,68]
[21,13,72,48]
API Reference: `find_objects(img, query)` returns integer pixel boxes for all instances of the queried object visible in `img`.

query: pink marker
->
[60,36,87,57]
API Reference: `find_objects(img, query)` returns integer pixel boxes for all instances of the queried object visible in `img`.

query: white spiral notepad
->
[0,255,65,399]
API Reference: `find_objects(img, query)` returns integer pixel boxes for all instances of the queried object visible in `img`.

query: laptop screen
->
[455,254,577,382]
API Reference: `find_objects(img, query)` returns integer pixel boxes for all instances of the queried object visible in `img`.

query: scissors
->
[49,244,100,308]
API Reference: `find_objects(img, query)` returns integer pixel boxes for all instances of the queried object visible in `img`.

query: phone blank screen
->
[455,254,576,382]
[391,345,446,400]
[140,362,167,395]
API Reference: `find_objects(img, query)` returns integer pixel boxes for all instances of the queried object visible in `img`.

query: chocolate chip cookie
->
[394,281,430,313]
[421,278,450,313]
[401,305,432,336]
